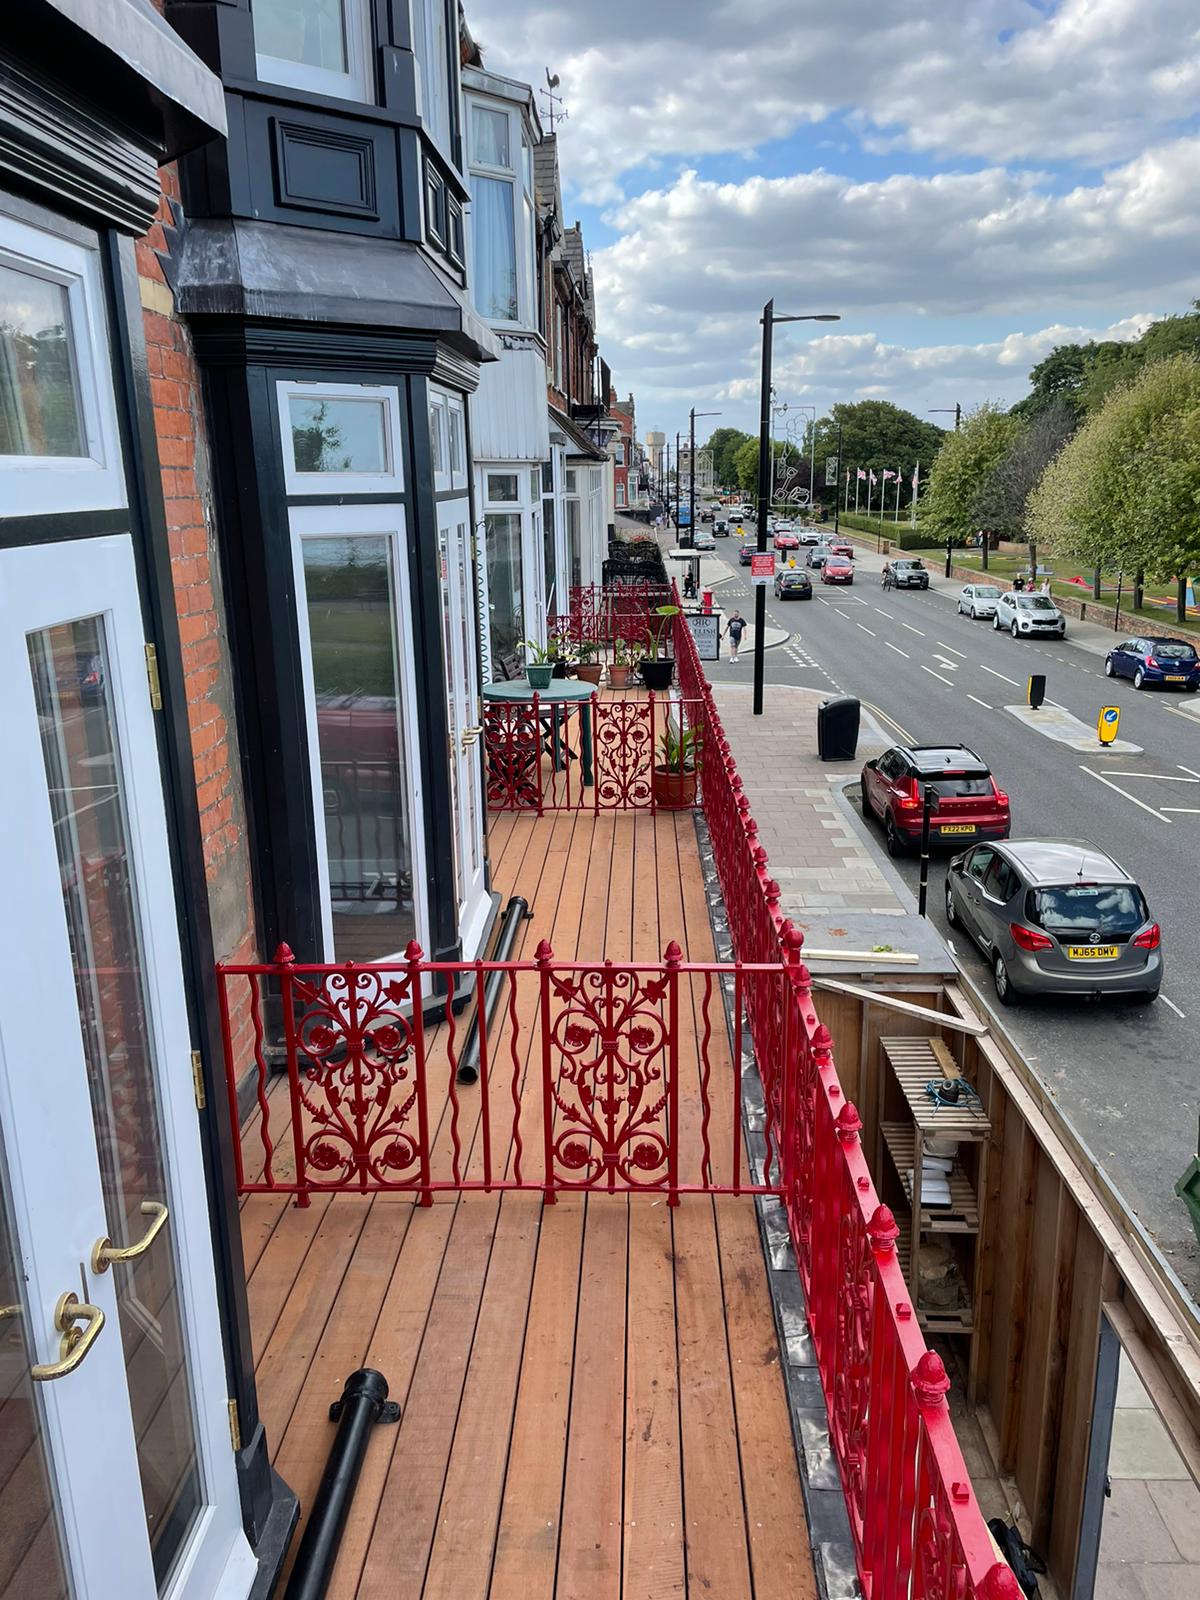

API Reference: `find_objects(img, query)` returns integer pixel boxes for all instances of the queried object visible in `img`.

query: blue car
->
[1104,636,1200,690]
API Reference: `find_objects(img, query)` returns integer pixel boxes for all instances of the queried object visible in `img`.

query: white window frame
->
[290,503,429,966]
[465,89,538,329]
[254,0,374,103]
[277,379,404,495]
[0,210,125,516]
[430,385,467,494]
[413,0,452,152]
[616,481,627,507]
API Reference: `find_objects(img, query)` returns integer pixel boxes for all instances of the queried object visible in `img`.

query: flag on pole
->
[856,468,866,480]
[910,461,920,528]
[882,469,895,481]
[869,470,877,486]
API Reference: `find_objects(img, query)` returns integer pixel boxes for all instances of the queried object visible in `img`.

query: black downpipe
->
[282,1369,399,1600]
[456,896,531,1084]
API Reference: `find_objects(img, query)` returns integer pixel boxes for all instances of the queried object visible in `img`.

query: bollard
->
[917,784,935,917]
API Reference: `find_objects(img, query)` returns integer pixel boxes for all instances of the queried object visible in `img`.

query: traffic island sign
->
[751,552,775,587]
[1098,706,1121,744]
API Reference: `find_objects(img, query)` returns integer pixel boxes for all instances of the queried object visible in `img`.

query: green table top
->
[482,680,597,703]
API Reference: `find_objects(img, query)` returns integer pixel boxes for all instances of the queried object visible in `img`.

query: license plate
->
[1166,675,1186,682]
[939,824,975,835]
[1066,945,1119,960]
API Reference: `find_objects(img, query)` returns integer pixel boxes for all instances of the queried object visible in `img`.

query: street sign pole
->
[753,301,773,716]
[918,785,935,917]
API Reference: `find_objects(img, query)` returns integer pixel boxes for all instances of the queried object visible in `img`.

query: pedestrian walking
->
[726,610,745,663]
[1039,577,1051,595]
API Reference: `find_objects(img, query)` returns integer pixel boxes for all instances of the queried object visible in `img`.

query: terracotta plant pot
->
[609,664,631,689]
[526,663,554,689]
[639,657,676,691]
[575,662,603,685]
[651,765,698,809]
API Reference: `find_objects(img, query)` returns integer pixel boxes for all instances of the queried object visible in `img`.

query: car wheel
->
[1129,989,1160,1005]
[1010,619,1019,638]
[1188,683,1199,693]
[1104,657,1115,676]
[992,614,1001,630]
[945,881,958,926]
[1134,668,1145,689]
[884,812,905,857]
[993,953,1017,1006]
[969,606,977,620]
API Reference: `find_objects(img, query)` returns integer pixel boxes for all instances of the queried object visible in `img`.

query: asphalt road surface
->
[698,530,1200,1299]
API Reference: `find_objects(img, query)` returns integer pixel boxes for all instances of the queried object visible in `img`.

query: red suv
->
[861,743,1010,857]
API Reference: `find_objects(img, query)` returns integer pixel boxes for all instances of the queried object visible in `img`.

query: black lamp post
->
[754,303,841,716]
[686,406,721,550]
[929,403,962,431]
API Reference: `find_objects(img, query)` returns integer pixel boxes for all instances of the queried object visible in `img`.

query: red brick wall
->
[136,165,259,995]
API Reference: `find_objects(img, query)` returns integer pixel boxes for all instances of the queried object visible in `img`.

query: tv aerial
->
[542,68,569,133]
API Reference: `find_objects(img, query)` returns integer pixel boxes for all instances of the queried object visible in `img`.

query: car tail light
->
[1133,923,1161,950]
[1010,924,1054,953]
[1146,656,1160,669]
[990,777,1009,808]
[897,779,923,811]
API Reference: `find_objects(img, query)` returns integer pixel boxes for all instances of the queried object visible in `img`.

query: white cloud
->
[465,0,1200,199]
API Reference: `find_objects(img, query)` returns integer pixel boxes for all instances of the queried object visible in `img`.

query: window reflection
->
[0,263,84,457]
[289,396,388,475]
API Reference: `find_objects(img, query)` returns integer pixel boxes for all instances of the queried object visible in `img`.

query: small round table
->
[482,680,595,785]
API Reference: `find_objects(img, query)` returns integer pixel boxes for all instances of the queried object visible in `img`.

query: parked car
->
[689,531,717,551]
[829,536,855,558]
[945,839,1161,1005]
[774,569,812,600]
[994,591,1066,638]
[882,558,928,590]
[806,546,832,569]
[861,742,1010,858]
[773,529,800,551]
[958,583,1003,619]
[738,543,756,566]
[822,556,854,585]
[1104,636,1200,691]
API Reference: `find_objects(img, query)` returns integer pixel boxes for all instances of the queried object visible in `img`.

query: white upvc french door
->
[437,498,491,957]
[0,536,254,1600]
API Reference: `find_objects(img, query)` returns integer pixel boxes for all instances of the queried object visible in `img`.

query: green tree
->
[1009,342,1100,423]
[809,399,946,485]
[921,402,1022,546]
[1027,355,1200,619]
[704,426,753,487]
[972,399,1076,574]
[733,436,759,492]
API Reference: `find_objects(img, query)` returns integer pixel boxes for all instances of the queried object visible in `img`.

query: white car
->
[958,583,1003,620]
[993,590,1067,639]
[797,525,823,545]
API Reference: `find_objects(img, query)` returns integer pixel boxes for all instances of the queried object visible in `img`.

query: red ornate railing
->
[667,596,1019,1600]
[218,944,783,1208]
[553,581,675,648]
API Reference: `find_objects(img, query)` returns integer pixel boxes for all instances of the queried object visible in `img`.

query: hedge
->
[836,512,929,549]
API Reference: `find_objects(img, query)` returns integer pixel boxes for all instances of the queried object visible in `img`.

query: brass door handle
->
[31,1292,105,1382]
[92,1200,168,1273]
[460,725,483,748]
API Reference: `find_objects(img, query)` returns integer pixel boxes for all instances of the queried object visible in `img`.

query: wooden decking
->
[243,811,816,1599]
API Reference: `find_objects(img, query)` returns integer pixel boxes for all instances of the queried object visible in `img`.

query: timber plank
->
[247,1192,334,1358]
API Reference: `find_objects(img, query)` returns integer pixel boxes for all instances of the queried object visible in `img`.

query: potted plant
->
[652,719,701,809]
[638,604,679,690]
[549,629,573,679]
[521,639,555,690]
[609,637,632,690]
[574,637,603,685]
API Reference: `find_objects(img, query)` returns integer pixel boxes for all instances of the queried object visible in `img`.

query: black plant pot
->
[551,658,570,679]
[639,657,676,691]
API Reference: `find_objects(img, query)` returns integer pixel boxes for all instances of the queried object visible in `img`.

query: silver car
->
[993,590,1066,638]
[957,583,1003,619]
[945,839,1161,1005]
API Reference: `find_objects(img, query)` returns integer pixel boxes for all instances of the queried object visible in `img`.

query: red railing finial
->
[535,938,554,964]
[404,939,425,962]
[913,1349,951,1409]
[835,1101,863,1146]
[663,940,683,966]
[273,942,295,966]
[812,1023,833,1064]
[867,1204,901,1255]
[980,1564,1026,1599]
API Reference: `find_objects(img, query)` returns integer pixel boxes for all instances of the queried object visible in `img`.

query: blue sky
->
[466,0,1200,442]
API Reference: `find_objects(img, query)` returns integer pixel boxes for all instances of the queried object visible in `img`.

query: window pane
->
[472,104,510,167]
[0,262,84,457]
[487,472,518,503]
[566,499,582,587]
[470,175,518,321]
[255,0,349,73]
[430,402,444,475]
[449,408,464,475]
[289,396,388,474]
[302,536,415,961]
[28,616,202,1589]
[543,511,557,609]
[486,512,524,668]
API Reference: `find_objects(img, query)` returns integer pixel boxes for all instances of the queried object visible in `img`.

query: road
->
[693,524,1200,1297]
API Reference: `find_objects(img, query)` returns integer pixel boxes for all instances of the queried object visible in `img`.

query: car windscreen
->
[1017,596,1056,610]
[921,774,992,798]
[1027,884,1147,935]
[896,561,922,570]
[1155,642,1197,659]
[974,585,1001,597]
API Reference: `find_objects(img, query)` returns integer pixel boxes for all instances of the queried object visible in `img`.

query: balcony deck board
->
[246,811,816,1599]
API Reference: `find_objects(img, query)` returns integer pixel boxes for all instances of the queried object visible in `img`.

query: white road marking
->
[934,656,958,672]
[857,623,876,637]
[966,695,993,710]
[875,607,894,619]
[922,664,955,687]
[1079,766,1172,823]
[902,622,925,636]
[937,641,967,658]
[817,596,830,606]
[1099,771,1200,783]
[1161,996,1186,1019]
[1161,806,1200,813]
[1178,765,1200,780]
[980,664,1020,686]
[885,640,910,658]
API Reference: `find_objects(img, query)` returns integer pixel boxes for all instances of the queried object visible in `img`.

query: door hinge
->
[144,643,163,711]
[190,1051,206,1111]
[228,1399,241,1452]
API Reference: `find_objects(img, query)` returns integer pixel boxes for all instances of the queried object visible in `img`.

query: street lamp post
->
[753,302,841,716]
[833,420,843,537]
[929,403,962,431]
[674,430,681,538]
[686,406,721,550]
